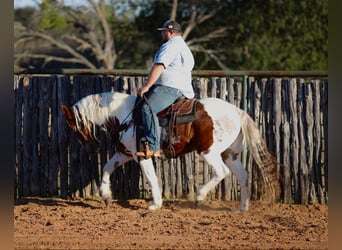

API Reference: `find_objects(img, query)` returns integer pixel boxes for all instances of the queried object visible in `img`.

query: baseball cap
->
[157,20,182,32]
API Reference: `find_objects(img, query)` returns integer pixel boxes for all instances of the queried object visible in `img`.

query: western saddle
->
[134,96,198,159]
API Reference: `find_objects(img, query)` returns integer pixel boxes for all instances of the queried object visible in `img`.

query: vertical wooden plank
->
[235,79,242,108]
[251,78,261,200]
[321,80,328,203]
[128,76,140,96]
[169,158,176,198]
[281,80,292,203]
[38,76,51,196]
[266,79,275,152]
[193,152,200,198]
[153,158,163,198]
[227,78,234,104]
[219,77,227,101]
[297,79,309,204]
[15,76,24,198]
[90,153,100,197]
[312,80,322,203]
[91,76,103,196]
[305,83,315,203]
[210,77,217,97]
[248,77,257,199]
[22,76,33,196]
[176,157,182,197]
[162,158,170,199]
[28,77,40,195]
[193,78,201,99]
[184,153,194,199]
[259,78,268,138]
[79,76,94,197]
[69,76,82,197]
[77,159,89,197]
[57,76,71,198]
[122,76,129,94]
[200,78,208,99]
[101,75,113,92]
[48,76,59,196]
[216,77,227,200]
[130,162,140,198]
[289,78,299,203]
[273,79,282,172]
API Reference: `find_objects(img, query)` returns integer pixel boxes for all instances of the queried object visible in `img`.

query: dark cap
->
[157,20,182,32]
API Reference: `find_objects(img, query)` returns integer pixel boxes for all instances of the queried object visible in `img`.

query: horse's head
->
[61,105,101,154]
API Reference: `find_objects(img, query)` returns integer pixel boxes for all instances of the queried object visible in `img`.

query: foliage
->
[14,0,328,71]
[39,0,67,32]
[222,0,328,70]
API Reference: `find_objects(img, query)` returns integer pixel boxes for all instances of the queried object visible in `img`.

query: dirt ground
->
[14,197,328,250]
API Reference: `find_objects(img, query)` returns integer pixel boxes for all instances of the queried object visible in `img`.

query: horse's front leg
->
[100,153,131,206]
[139,158,162,210]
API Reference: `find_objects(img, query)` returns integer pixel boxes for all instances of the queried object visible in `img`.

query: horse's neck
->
[76,92,136,126]
[107,92,136,123]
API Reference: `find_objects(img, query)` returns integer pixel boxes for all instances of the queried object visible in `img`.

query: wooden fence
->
[14,72,328,204]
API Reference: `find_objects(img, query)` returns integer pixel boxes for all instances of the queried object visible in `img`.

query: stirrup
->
[136,142,161,159]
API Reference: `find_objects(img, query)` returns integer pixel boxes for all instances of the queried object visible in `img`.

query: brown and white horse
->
[61,92,281,212]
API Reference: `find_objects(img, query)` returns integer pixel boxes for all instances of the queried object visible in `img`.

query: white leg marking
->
[139,158,162,210]
[196,151,230,202]
[100,154,131,206]
[225,155,249,212]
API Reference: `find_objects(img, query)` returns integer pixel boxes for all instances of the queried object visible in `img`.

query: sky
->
[14,0,89,8]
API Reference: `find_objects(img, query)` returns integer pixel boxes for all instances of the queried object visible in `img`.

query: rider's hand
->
[138,85,149,97]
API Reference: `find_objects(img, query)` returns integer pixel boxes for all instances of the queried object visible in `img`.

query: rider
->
[137,20,195,159]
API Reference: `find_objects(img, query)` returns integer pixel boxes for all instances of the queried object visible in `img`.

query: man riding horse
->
[136,20,195,159]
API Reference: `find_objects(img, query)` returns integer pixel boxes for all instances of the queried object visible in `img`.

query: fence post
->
[241,75,248,171]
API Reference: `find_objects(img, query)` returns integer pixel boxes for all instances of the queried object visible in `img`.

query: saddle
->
[157,96,197,126]
[134,96,198,159]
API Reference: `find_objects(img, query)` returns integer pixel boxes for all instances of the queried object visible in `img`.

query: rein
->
[117,95,146,133]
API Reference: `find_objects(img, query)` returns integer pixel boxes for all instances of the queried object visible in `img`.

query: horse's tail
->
[240,111,281,203]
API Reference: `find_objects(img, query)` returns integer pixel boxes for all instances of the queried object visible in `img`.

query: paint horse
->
[61,92,281,211]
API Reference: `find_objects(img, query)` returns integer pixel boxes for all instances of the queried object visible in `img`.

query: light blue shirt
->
[154,36,195,98]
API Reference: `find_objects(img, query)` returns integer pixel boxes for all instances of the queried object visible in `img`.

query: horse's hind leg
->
[224,155,249,212]
[196,151,230,203]
[223,133,249,212]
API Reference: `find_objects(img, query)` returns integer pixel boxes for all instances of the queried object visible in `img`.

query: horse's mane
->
[72,92,134,136]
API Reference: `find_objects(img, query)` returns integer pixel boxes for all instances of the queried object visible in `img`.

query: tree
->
[219,0,328,70]
[15,0,140,70]
[136,0,231,69]
[14,0,328,71]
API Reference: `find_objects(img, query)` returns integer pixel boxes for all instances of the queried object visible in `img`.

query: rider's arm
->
[138,63,164,96]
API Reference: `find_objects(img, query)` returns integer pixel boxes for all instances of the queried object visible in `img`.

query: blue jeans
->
[141,85,183,150]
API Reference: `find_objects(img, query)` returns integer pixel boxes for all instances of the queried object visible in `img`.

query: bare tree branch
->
[186,26,228,46]
[88,0,116,69]
[18,30,96,69]
[182,1,223,40]
[190,45,230,70]
[170,0,178,20]
[15,0,118,70]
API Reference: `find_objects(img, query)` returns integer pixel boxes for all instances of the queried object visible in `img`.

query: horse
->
[61,92,281,212]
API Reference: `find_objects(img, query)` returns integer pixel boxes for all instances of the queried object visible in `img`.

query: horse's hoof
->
[104,197,112,207]
[195,200,203,207]
[235,207,248,213]
[148,204,162,210]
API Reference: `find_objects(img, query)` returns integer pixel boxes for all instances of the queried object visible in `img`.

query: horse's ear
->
[61,105,75,125]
